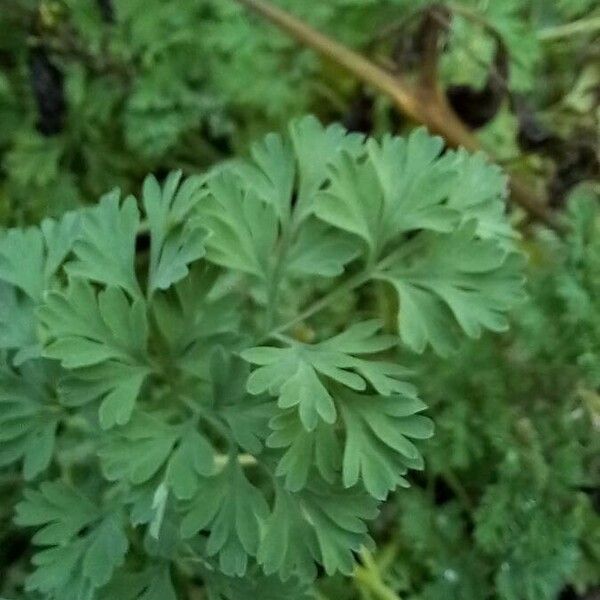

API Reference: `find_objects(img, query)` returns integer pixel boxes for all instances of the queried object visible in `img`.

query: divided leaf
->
[41,279,148,369]
[235,130,295,224]
[99,412,180,485]
[166,426,216,499]
[200,171,278,279]
[205,567,314,600]
[288,114,363,221]
[98,565,177,600]
[151,264,242,364]
[40,279,150,427]
[378,224,525,356]
[244,350,337,431]
[287,220,358,278]
[181,461,269,577]
[448,150,516,245]
[0,359,59,479]
[142,171,207,294]
[0,227,45,301]
[267,410,341,491]
[258,480,378,580]
[66,191,141,297]
[0,212,81,302]
[339,391,433,499]
[314,128,457,262]
[15,482,128,598]
[0,283,37,353]
[211,348,272,455]
[242,321,407,430]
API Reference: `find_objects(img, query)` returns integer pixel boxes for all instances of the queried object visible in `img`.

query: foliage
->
[0,0,597,223]
[0,116,525,598]
[339,185,600,600]
[0,0,598,598]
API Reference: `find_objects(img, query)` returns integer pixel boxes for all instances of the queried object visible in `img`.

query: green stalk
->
[263,268,371,343]
[354,548,401,600]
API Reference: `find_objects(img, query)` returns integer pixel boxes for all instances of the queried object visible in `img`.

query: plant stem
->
[262,268,371,342]
[234,0,477,149]
[214,453,257,468]
[265,222,293,332]
[355,548,401,600]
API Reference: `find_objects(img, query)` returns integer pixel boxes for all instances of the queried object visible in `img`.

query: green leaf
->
[66,191,141,297]
[41,279,149,368]
[0,283,37,351]
[234,130,295,224]
[232,115,363,227]
[210,348,272,455]
[364,129,457,234]
[98,565,177,600]
[259,480,378,580]
[206,568,315,600]
[242,321,408,430]
[101,413,214,499]
[151,264,242,364]
[98,412,180,484]
[15,481,99,545]
[15,481,128,598]
[314,128,456,261]
[378,224,525,355]
[447,150,516,245]
[313,149,383,261]
[80,513,129,589]
[41,212,84,284]
[166,426,216,499]
[40,279,150,426]
[339,391,433,499]
[200,171,278,279]
[288,114,363,222]
[244,350,337,431]
[267,410,341,491]
[0,359,59,479]
[181,460,269,577]
[0,228,41,301]
[24,513,128,597]
[258,485,319,581]
[60,361,151,429]
[0,212,80,303]
[142,171,207,294]
[287,220,358,278]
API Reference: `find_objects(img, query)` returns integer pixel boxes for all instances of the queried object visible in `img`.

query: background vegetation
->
[0,0,599,599]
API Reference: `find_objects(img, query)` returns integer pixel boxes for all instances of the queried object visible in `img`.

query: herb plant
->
[0,116,525,599]
[336,185,600,600]
[2,0,597,225]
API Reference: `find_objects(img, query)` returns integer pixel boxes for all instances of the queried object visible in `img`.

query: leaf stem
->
[354,548,401,600]
[214,453,257,468]
[262,268,371,342]
[265,221,294,332]
[263,232,430,343]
